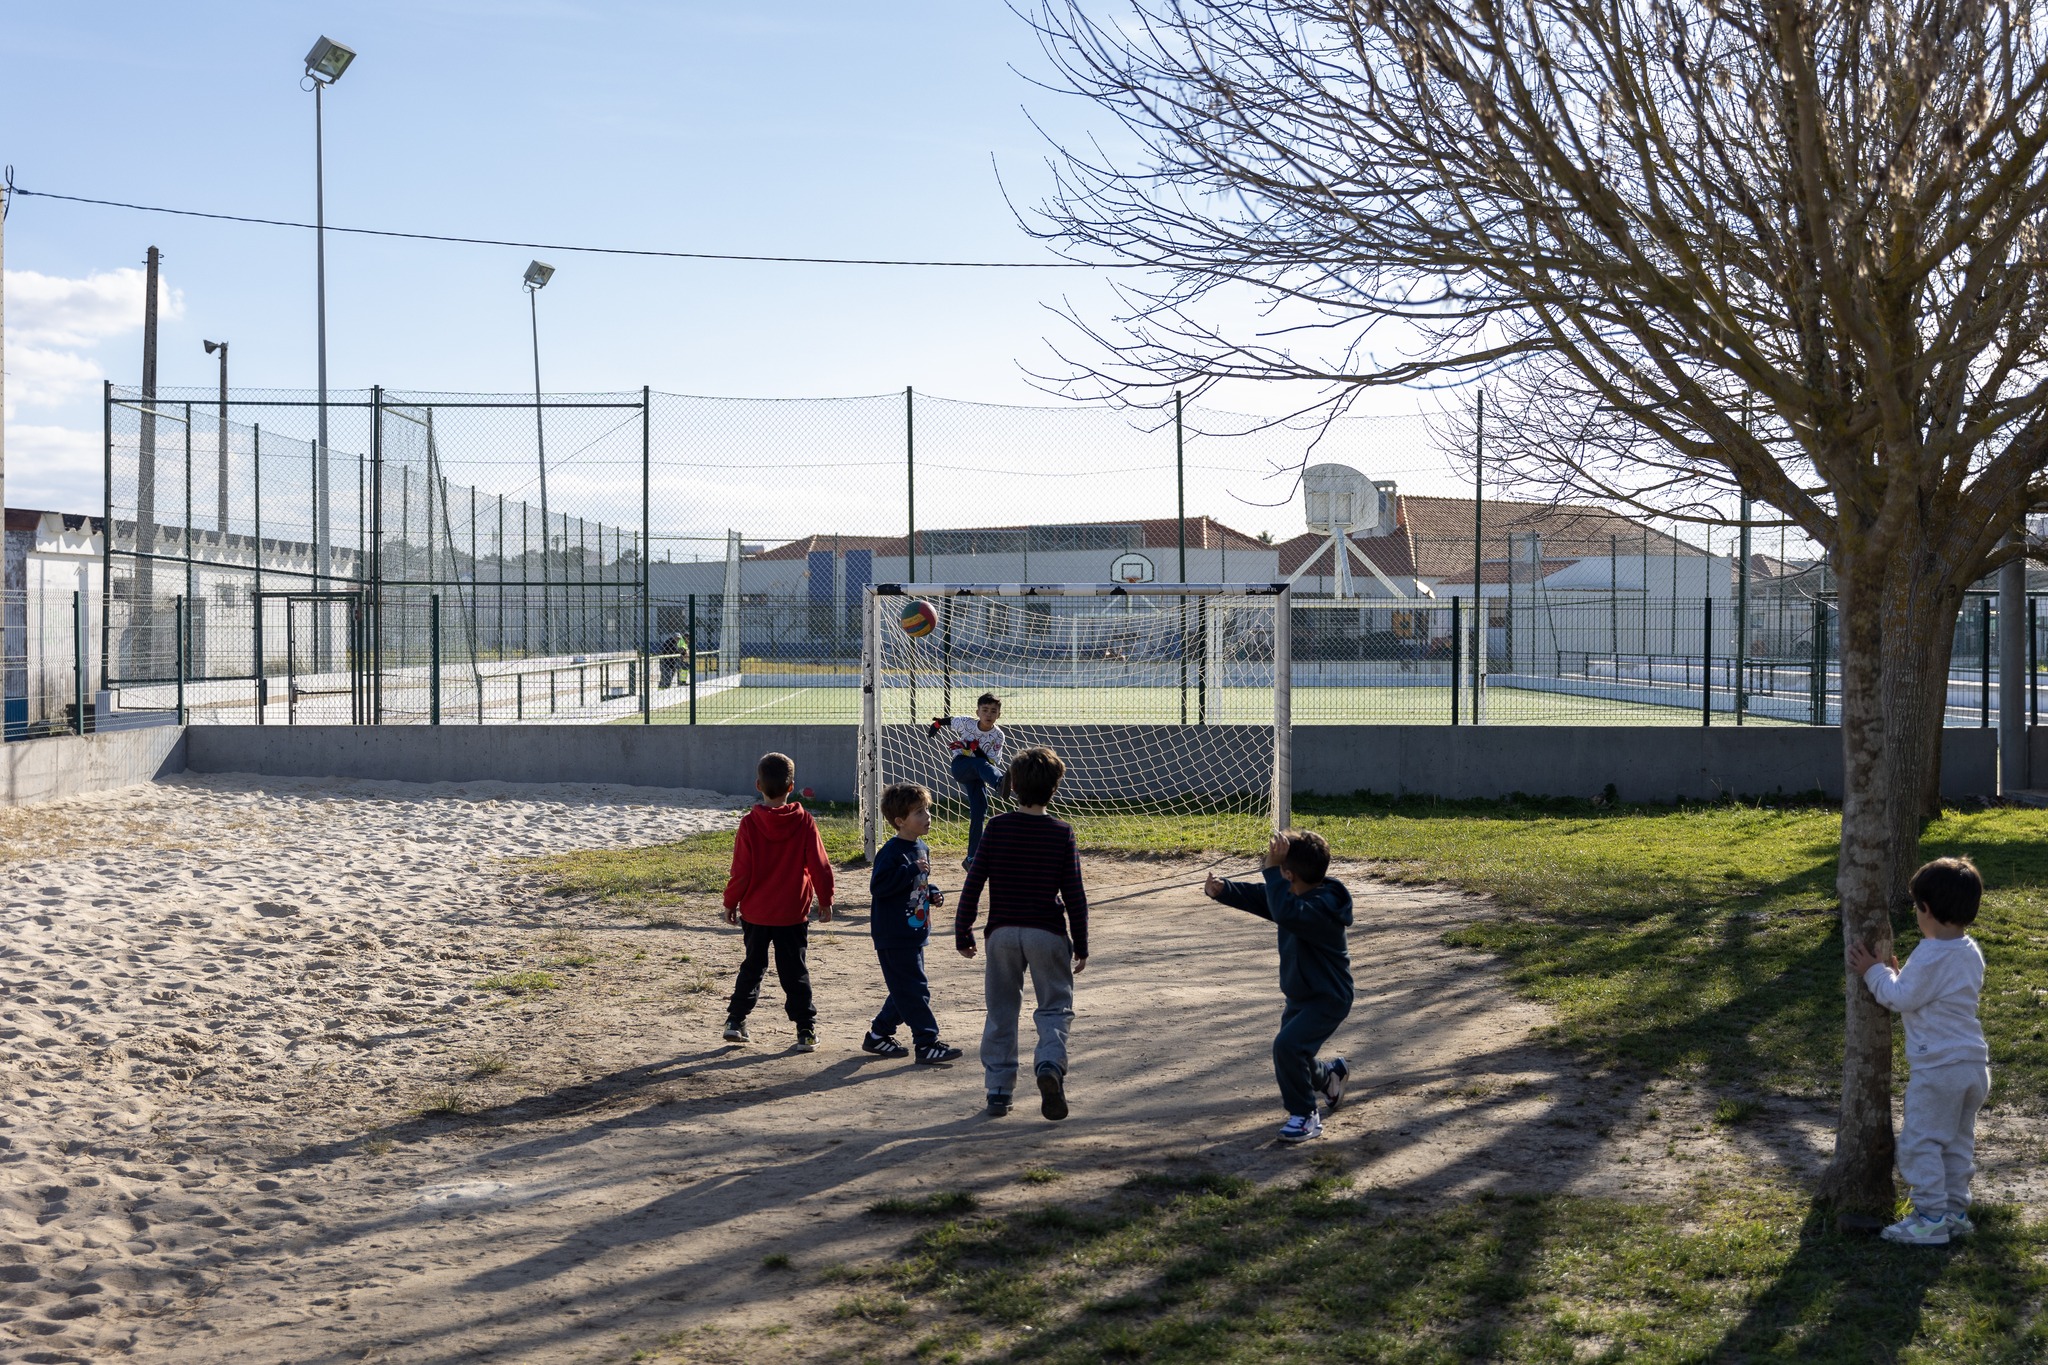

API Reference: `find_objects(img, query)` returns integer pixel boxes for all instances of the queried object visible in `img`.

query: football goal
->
[859,583,1293,858]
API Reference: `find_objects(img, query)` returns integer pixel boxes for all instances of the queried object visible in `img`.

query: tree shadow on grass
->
[887,1170,2048,1363]
[1699,1200,2048,1362]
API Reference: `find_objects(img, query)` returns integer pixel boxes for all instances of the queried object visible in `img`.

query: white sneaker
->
[1944,1211,1976,1236]
[1318,1057,1349,1113]
[1277,1112,1323,1144]
[1880,1213,1950,1246]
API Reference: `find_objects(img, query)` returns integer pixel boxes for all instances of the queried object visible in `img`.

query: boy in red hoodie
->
[722,752,835,1051]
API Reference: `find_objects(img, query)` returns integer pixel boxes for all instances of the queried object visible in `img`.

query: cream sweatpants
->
[1898,1061,1991,1218]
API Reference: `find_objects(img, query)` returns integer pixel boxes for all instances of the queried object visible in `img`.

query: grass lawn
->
[536,798,2048,1361]
[635,682,1795,726]
[840,1171,2048,1364]
[533,797,2048,1105]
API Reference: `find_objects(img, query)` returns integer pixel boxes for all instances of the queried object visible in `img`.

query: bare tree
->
[1024,0,2048,1216]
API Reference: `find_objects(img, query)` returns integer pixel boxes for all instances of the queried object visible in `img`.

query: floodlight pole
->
[313,77,333,669]
[529,283,550,654]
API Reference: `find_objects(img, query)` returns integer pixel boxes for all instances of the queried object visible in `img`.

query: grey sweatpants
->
[980,925,1075,1096]
[1898,1061,1991,1218]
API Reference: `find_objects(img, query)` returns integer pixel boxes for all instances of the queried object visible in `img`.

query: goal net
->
[859,583,1292,859]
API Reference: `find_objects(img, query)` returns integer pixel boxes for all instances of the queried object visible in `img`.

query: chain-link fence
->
[88,382,2037,731]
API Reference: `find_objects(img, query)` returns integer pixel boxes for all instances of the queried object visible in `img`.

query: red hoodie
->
[723,801,835,925]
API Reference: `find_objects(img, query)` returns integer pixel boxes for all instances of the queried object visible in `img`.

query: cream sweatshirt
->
[1861,934,1990,1070]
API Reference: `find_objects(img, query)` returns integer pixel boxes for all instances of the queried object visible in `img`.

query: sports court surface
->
[644,682,1794,727]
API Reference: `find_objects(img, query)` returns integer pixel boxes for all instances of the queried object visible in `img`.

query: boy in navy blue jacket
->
[1205,829,1353,1144]
[862,783,965,1065]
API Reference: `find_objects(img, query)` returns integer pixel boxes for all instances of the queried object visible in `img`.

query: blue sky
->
[0,1,1455,532]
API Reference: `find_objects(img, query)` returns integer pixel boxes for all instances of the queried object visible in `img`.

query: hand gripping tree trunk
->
[1022,0,2048,1214]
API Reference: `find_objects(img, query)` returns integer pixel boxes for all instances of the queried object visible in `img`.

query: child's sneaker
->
[1318,1057,1350,1113]
[915,1042,963,1065]
[722,1018,750,1043]
[861,1032,910,1059]
[1945,1211,1977,1236]
[794,1028,818,1053]
[1880,1212,1951,1245]
[1277,1112,1323,1144]
[986,1093,1012,1116]
[1036,1065,1069,1121]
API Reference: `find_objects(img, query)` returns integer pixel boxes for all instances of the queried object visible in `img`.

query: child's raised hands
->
[1264,832,1291,870]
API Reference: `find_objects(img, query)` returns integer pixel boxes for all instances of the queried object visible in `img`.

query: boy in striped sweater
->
[954,746,1088,1120]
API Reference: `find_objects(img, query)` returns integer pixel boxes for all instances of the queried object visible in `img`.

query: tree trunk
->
[1822,548,1959,1218]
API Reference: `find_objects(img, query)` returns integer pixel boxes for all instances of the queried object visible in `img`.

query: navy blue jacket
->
[869,836,942,945]
[1213,868,1354,1006]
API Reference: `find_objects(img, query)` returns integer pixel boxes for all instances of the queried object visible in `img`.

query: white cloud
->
[5,344,104,410]
[7,267,183,348]
[3,423,103,513]
[3,267,185,415]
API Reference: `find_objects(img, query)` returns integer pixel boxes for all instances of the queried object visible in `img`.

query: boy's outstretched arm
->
[1205,872,1274,919]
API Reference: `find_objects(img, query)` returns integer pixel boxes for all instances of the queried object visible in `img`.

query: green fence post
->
[1810,599,1823,725]
[73,591,88,735]
[1451,597,1462,725]
[1701,596,1713,727]
[1982,597,1992,728]
[2031,595,2039,730]
[175,595,187,725]
[689,593,698,725]
[638,384,647,724]
[430,593,442,726]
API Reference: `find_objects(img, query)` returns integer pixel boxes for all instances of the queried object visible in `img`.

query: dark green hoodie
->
[1213,867,1354,1006]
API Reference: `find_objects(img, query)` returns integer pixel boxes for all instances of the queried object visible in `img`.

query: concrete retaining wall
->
[184,724,856,802]
[173,721,2003,805]
[0,722,186,806]
[1295,725,1997,802]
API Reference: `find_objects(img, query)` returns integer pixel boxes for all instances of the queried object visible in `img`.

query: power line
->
[2,177,1134,270]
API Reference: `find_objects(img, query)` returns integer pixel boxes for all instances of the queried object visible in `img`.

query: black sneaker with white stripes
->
[862,1032,910,1059]
[915,1041,963,1065]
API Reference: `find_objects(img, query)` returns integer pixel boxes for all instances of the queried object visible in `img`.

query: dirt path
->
[1,781,2039,1364]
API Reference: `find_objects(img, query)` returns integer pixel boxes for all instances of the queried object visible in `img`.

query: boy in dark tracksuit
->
[863,783,964,1065]
[1205,829,1353,1144]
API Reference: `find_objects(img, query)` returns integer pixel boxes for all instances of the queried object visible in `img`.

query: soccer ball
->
[899,599,938,638]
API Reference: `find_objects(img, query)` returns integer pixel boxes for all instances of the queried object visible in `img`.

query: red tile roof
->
[1394,495,1700,579]
[748,515,1266,560]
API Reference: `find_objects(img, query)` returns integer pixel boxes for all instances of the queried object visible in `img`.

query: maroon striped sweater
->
[953,811,1089,959]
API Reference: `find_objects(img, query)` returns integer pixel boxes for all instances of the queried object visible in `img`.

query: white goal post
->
[859,582,1292,859]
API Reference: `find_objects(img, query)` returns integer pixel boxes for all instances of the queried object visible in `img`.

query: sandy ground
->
[1,776,2040,1365]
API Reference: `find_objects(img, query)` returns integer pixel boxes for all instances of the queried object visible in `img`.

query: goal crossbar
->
[859,582,1292,858]
[874,581,1288,599]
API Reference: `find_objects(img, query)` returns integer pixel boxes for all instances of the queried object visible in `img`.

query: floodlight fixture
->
[304,36,356,84]
[203,339,225,356]
[524,260,556,291]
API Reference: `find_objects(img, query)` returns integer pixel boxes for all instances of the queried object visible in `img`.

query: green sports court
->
[637,679,1797,726]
